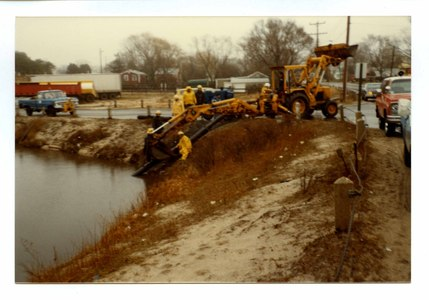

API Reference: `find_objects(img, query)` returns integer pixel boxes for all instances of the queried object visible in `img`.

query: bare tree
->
[240,18,313,74]
[124,33,183,87]
[193,35,236,84]
[355,34,405,79]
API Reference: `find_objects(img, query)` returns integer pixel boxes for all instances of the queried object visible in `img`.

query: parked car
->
[361,82,380,101]
[398,98,411,167]
[375,76,411,136]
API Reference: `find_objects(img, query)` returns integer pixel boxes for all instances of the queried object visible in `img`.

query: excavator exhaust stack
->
[314,43,358,59]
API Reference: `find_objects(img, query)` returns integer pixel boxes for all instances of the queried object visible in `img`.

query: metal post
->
[146,105,151,117]
[358,63,363,112]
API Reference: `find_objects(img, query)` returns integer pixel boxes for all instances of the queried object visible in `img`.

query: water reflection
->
[15,147,145,282]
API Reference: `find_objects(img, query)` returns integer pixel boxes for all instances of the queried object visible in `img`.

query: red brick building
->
[120,69,148,90]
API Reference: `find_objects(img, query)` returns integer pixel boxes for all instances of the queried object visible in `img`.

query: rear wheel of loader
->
[322,100,338,118]
[289,94,310,118]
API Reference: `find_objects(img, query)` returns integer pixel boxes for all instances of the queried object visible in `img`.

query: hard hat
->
[147,128,154,134]
[186,86,192,90]
[197,85,203,89]
[178,131,184,135]
[174,94,180,100]
[156,110,161,115]
[264,83,270,87]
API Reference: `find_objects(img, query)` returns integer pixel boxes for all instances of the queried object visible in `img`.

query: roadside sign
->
[355,63,367,79]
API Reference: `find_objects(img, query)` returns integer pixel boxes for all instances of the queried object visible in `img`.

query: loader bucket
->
[314,43,358,59]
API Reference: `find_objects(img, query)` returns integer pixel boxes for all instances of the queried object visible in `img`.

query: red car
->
[375,76,411,136]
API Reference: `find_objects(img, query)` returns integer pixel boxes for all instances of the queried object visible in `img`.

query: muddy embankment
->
[15,116,151,165]
[16,114,410,283]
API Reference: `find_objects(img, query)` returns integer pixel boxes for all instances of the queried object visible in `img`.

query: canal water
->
[15,147,145,282]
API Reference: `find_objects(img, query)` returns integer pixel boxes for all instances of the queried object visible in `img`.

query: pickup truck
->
[18,90,79,116]
[375,76,411,136]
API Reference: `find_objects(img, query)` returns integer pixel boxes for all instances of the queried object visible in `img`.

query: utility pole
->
[342,16,350,102]
[390,46,396,77]
[309,21,327,47]
[99,48,103,74]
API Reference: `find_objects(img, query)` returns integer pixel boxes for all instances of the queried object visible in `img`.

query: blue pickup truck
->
[18,90,79,116]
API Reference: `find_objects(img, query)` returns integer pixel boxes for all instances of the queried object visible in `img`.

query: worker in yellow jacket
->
[172,94,185,116]
[182,86,197,108]
[258,82,272,114]
[177,131,192,160]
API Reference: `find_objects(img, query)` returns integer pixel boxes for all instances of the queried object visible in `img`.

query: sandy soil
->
[98,123,411,283]
[15,96,411,284]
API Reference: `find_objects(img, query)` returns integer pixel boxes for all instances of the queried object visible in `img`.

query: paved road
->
[342,100,378,128]
[17,107,173,120]
[18,101,379,128]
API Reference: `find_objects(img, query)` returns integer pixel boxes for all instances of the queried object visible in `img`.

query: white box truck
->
[30,73,122,100]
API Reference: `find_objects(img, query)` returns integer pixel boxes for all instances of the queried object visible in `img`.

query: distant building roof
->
[230,72,269,84]
[121,69,147,76]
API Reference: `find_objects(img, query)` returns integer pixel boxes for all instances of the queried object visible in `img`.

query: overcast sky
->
[15,15,411,71]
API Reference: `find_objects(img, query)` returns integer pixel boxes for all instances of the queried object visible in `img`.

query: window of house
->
[132,74,138,82]
[124,74,129,81]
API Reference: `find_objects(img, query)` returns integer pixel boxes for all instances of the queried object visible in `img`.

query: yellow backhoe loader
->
[271,43,358,118]
[133,43,357,176]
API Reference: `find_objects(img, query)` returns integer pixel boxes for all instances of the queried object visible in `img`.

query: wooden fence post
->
[339,104,344,121]
[146,105,151,116]
[107,107,112,119]
[356,118,365,143]
[334,177,354,232]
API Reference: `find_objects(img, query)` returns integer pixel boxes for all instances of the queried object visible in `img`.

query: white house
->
[221,71,269,93]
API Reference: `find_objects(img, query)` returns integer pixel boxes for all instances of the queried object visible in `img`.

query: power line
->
[309,21,327,47]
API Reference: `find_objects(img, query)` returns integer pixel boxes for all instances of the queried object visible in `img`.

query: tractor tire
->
[322,100,338,118]
[25,107,33,116]
[46,106,57,117]
[386,123,396,137]
[404,143,411,168]
[289,94,310,118]
[378,117,385,130]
